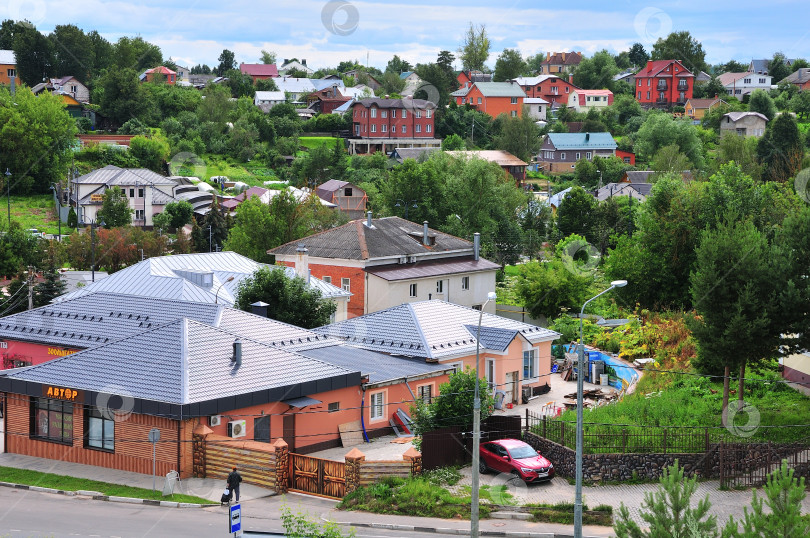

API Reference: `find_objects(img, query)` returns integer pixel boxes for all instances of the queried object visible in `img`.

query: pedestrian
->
[227,466,242,502]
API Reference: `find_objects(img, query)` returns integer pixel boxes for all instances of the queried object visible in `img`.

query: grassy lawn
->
[6,195,61,235]
[174,156,280,188]
[0,466,215,504]
[525,502,612,526]
[299,136,340,150]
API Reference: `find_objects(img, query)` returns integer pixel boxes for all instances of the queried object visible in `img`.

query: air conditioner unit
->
[208,415,222,427]
[227,419,247,438]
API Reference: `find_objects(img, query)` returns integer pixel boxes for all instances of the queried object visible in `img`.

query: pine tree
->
[34,266,67,307]
[191,218,207,253]
[201,198,228,252]
[67,207,78,229]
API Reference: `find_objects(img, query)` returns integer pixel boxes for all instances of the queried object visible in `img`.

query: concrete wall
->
[365,270,497,314]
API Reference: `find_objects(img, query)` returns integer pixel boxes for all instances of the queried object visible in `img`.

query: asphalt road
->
[0,487,463,538]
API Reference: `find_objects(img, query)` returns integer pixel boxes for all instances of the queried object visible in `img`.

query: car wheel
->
[509,470,523,483]
[479,460,488,474]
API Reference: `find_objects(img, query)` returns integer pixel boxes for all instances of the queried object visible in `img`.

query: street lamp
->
[5,168,11,229]
[574,279,627,538]
[215,276,235,304]
[50,184,61,241]
[83,217,105,283]
[471,290,498,538]
[394,199,418,220]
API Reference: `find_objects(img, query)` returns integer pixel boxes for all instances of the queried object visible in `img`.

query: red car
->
[479,439,555,483]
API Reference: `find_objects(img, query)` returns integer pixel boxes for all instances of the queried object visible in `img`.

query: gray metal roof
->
[74,165,175,186]
[464,325,518,352]
[467,82,526,98]
[366,258,500,281]
[4,318,358,405]
[55,252,349,305]
[270,217,474,260]
[299,344,450,385]
[316,301,559,360]
[283,396,322,408]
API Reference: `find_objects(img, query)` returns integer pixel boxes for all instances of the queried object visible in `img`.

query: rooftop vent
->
[232,338,242,366]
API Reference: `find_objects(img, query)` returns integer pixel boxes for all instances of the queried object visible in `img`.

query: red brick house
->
[634,60,694,108]
[451,82,526,119]
[539,52,582,74]
[457,70,492,88]
[142,66,176,84]
[239,63,279,81]
[348,98,441,155]
[511,75,580,107]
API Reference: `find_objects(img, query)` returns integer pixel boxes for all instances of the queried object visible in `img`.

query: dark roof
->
[781,68,810,85]
[317,179,350,194]
[541,52,582,66]
[299,344,450,385]
[594,182,652,202]
[464,325,518,352]
[459,71,493,83]
[366,257,500,281]
[269,216,474,261]
[351,97,436,110]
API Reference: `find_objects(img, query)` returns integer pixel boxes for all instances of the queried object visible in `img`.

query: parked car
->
[479,439,554,482]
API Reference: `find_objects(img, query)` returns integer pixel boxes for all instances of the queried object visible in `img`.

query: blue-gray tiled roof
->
[464,325,518,352]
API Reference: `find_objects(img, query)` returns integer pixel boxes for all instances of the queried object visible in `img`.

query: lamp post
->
[5,168,11,229]
[84,217,105,283]
[215,276,235,304]
[394,199,418,220]
[471,290,498,538]
[574,279,627,538]
[50,185,61,241]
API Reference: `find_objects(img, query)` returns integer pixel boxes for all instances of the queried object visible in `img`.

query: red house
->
[456,70,492,88]
[634,60,694,108]
[239,63,279,81]
[511,74,580,107]
[351,98,435,139]
[615,150,636,165]
[142,66,176,84]
[452,82,525,119]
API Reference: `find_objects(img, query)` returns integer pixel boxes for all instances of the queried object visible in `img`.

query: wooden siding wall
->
[205,433,277,489]
[358,460,412,486]
[4,393,184,477]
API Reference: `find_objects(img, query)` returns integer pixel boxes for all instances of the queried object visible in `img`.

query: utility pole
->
[208,225,213,253]
[27,266,34,310]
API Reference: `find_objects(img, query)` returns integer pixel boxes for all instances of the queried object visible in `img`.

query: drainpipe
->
[473,233,480,261]
[423,221,429,245]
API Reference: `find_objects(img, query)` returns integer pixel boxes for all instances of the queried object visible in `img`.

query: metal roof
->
[547,133,617,150]
[366,258,500,281]
[0,50,15,65]
[299,344,450,385]
[240,63,279,77]
[3,318,359,405]
[461,82,526,98]
[445,150,527,167]
[283,396,322,408]
[315,301,559,360]
[724,111,769,122]
[54,252,349,305]
[74,165,175,186]
[464,325,519,352]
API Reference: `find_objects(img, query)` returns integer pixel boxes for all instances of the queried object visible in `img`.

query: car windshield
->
[508,445,538,459]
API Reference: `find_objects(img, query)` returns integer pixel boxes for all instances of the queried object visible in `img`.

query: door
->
[283,414,295,453]
[505,371,518,405]
[253,416,270,443]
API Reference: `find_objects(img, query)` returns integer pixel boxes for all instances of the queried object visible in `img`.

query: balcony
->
[656,82,668,91]
[656,97,669,104]
[677,82,688,90]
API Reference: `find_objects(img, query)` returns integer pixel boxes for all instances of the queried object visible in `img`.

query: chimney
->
[295,244,309,280]
[232,338,242,367]
[302,59,307,66]
[473,232,480,261]
[585,132,590,141]
[250,301,269,318]
[366,211,373,227]
[284,58,289,64]
[569,73,574,85]
[423,221,429,246]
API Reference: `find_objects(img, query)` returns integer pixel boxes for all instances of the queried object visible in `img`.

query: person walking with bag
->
[227,466,243,502]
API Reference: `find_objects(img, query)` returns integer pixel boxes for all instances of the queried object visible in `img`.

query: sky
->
[3,0,809,70]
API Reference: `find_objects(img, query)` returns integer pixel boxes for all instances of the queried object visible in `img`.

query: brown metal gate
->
[289,453,346,498]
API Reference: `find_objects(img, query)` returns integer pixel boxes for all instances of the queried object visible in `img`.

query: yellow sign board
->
[90,194,103,202]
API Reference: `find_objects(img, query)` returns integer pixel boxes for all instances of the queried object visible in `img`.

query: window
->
[138,188,144,198]
[135,209,145,220]
[409,283,417,297]
[523,349,537,379]
[637,92,641,99]
[461,98,466,104]
[426,124,432,132]
[646,92,650,99]
[417,385,433,404]
[560,152,566,160]
[759,78,766,84]
[371,124,377,133]
[328,402,340,413]
[415,110,421,118]
[381,110,387,118]
[510,97,517,104]
[370,392,385,420]
[85,406,114,451]
[129,188,134,197]
[436,280,443,293]
[576,152,581,160]
[8,68,16,77]
[638,80,642,87]
[401,125,406,133]
[341,278,351,293]
[322,276,332,284]
[744,78,751,84]
[735,89,741,95]
[471,304,482,311]
[565,87,569,93]
[381,124,387,133]
[402,110,407,118]
[461,276,469,290]
[477,97,482,104]
[586,152,592,160]
[511,110,517,117]
[426,109,432,118]
[448,362,464,373]
[415,124,421,133]
[551,86,558,94]
[31,397,73,444]
[647,79,651,87]
[370,108,377,118]
[344,187,353,197]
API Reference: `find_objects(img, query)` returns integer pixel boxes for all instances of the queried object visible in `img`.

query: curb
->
[0,480,210,508]
[334,520,604,538]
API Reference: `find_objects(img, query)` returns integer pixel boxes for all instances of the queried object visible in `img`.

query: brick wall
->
[282,261,366,318]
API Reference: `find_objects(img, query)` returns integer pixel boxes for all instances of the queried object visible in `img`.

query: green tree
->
[49,24,93,83]
[67,207,78,229]
[162,200,194,230]
[757,112,804,181]
[216,49,236,76]
[723,461,810,537]
[128,135,170,172]
[556,186,597,241]
[767,52,791,83]
[97,186,133,228]
[749,89,777,121]
[628,43,649,68]
[234,266,337,328]
[614,461,717,538]
[492,49,527,82]
[11,23,54,86]
[255,77,279,92]
[222,196,274,263]
[789,90,810,120]
[572,50,619,90]
[651,144,693,174]
[201,198,229,251]
[441,133,466,151]
[516,257,593,320]
[381,159,445,225]
[385,55,412,74]
[692,76,727,99]
[651,31,708,75]
[260,50,276,65]
[715,132,762,180]
[493,111,540,162]
[458,22,490,72]
[224,69,256,99]
[613,94,644,125]
[34,265,67,307]
[378,71,406,95]
[411,368,495,436]
[112,36,162,72]
[87,30,113,75]
[634,113,704,168]
[97,68,148,126]
[0,87,77,194]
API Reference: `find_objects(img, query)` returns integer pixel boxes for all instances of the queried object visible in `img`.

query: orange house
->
[0,49,16,85]
[634,59,694,108]
[512,74,581,107]
[142,66,176,84]
[452,81,526,119]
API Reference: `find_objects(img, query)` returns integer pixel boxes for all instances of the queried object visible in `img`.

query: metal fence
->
[421,414,523,470]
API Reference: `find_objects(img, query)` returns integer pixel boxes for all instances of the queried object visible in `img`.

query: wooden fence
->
[421,414,523,470]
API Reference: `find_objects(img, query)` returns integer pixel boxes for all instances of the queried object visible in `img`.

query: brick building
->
[451,82,526,119]
[633,59,694,108]
[348,98,441,155]
[511,75,580,107]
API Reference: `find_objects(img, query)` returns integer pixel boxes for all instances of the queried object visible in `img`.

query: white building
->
[717,72,773,100]
[524,97,548,121]
[254,90,286,111]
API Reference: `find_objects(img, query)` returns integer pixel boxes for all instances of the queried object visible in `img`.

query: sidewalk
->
[0,453,274,502]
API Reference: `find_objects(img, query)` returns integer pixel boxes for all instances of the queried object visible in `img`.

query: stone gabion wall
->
[192,433,206,478]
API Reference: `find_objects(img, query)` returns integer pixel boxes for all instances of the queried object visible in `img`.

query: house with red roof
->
[539,52,582,75]
[239,63,279,81]
[633,60,694,108]
[511,75,580,107]
[568,89,613,113]
[142,66,176,84]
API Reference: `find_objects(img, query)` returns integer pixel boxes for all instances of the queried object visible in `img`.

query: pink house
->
[142,66,176,84]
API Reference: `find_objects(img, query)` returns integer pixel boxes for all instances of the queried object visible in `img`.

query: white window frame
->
[576,152,581,160]
[560,152,566,160]
[402,110,407,118]
[461,276,469,290]
[510,97,517,104]
[370,108,377,118]
[371,124,376,133]
[586,151,592,160]
[415,110,421,118]
[415,124,421,133]
[381,110,387,118]
[369,392,385,421]
[426,124,432,132]
[523,349,537,380]
[511,110,517,117]
[381,124,387,133]
[401,125,406,133]
[341,278,351,293]
[426,109,432,118]
[322,276,331,284]
[135,209,145,220]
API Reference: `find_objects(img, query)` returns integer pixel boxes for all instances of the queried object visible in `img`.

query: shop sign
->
[90,194,103,202]
[42,385,82,401]
[47,348,75,357]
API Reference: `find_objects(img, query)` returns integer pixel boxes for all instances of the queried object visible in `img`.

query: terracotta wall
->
[281,261,366,318]
[0,339,81,369]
